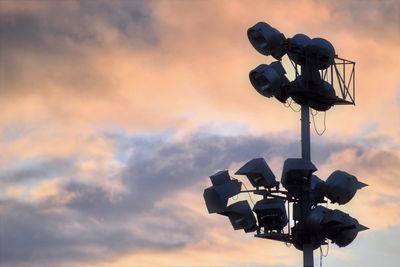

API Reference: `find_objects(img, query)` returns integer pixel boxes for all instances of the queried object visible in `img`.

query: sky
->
[0,0,399,266]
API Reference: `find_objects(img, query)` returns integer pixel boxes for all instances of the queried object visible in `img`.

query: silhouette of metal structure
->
[203,22,367,267]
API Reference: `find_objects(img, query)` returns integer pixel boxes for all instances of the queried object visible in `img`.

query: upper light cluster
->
[248,22,352,111]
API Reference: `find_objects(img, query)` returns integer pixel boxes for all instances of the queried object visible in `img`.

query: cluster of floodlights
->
[203,22,366,265]
[248,22,353,111]
[204,158,367,249]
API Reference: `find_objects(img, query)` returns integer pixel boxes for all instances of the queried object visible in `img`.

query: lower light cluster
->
[203,157,368,250]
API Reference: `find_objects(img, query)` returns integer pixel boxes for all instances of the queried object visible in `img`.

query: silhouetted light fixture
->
[220,200,257,232]
[247,22,286,59]
[204,170,241,213]
[249,61,289,103]
[281,158,317,192]
[306,206,368,247]
[253,198,288,231]
[325,170,368,205]
[235,158,279,188]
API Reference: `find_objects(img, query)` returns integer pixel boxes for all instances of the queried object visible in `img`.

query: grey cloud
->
[0,0,159,95]
[0,132,387,266]
[0,157,75,184]
[328,0,400,38]
[64,133,354,220]
[0,200,187,267]
[0,0,158,51]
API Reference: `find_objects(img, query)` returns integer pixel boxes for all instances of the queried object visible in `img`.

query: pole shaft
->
[303,243,314,267]
[301,105,313,267]
[301,105,311,161]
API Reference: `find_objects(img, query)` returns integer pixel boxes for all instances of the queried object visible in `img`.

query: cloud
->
[0,157,74,184]
[1,0,399,139]
[1,131,398,266]
[0,200,185,267]
[327,0,400,40]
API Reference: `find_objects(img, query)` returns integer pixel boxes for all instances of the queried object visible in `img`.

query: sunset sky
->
[0,0,399,266]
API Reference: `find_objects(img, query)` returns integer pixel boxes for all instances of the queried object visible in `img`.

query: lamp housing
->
[281,158,317,193]
[204,170,241,213]
[249,61,289,103]
[235,157,278,188]
[220,201,258,232]
[253,198,288,231]
[247,22,286,59]
[325,170,367,205]
[306,206,368,247]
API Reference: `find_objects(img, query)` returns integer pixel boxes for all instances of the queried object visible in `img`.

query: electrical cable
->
[321,243,329,257]
[319,243,330,267]
[285,200,292,247]
[311,109,327,136]
[320,249,323,267]
[231,176,255,205]
[283,98,292,108]
[285,98,301,112]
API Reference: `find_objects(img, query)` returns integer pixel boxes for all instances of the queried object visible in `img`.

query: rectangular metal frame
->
[289,56,356,105]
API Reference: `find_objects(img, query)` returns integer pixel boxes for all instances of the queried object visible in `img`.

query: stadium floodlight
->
[235,158,279,188]
[286,33,311,65]
[253,198,288,231]
[247,22,286,59]
[307,206,368,248]
[204,21,365,267]
[209,170,231,186]
[249,61,289,103]
[204,170,241,213]
[287,35,335,70]
[309,175,327,205]
[281,158,317,192]
[290,78,337,111]
[220,201,258,232]
[325,170,368,205]
[306,38,336,70]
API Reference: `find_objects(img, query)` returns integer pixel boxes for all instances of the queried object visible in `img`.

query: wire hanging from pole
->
[284,98,301,112]
[311,109,327,136]
[231,177,255,205]
[319,243,330,267]
[285,200,292,247]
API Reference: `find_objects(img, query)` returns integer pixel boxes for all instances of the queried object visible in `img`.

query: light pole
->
[203,22,367,267]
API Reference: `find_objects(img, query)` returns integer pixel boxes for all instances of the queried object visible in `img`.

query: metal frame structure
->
[289,55,356,106]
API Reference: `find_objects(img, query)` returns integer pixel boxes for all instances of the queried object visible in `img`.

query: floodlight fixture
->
[209,170,231,186]
[286,33,311,65]
[325,170,368,205]
[281,158,317,192]
[289,78,337,111]
[253,198,288,231]
[307,206,368,248]
[249,61,289,103]
[306,38,335,70]
[287,34,335,70]
[235,158,279,188]
[247,22,286,59]
[204,170,241,213]
[220,201,258,232]
[309,175,326,205]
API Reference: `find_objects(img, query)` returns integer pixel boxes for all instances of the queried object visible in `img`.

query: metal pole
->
[303,243,314,267]
[301,105,311,161]
[301,104,313,267]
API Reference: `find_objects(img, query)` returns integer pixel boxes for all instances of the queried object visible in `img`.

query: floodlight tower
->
[203,22,367,267]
